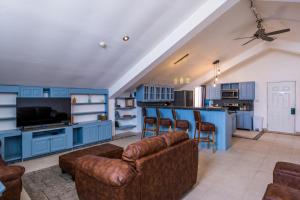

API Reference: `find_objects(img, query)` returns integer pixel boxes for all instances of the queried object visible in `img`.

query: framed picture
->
[125,98,135,107]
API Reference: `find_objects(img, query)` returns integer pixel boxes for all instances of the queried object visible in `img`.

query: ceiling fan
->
[235,0,290,46]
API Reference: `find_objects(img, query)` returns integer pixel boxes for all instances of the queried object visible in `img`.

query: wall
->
[205,50,300,132]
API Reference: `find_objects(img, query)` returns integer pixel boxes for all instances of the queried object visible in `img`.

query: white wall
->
[210,50,300,132]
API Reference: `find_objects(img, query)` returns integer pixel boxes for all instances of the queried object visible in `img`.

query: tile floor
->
[17,132,300,200]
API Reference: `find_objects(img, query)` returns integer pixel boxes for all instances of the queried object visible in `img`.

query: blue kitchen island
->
[143,106,234,151]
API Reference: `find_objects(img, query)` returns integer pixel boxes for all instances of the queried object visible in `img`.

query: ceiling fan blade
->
[260,35,275,41]
[234,36,255,40]
[242,38,257,46]
[265,28,290,36]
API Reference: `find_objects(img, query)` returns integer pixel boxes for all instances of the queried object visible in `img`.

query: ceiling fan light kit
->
[235,0,291,46]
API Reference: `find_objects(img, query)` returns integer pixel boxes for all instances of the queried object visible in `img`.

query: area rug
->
[22,165,79,200]
[233,130,264,140]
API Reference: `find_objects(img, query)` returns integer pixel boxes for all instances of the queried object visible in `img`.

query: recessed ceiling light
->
[99,42,107,48]
[123,36,130,41]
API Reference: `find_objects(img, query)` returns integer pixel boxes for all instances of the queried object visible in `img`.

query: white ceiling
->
[0,0,207,88]
[132,0,300,90]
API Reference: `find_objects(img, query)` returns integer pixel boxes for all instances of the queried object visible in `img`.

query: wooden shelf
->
[115,125,136,130]
[116,116,136,120]
[72,111,106,116]
[72,102,106,105]
[115,107,136,110]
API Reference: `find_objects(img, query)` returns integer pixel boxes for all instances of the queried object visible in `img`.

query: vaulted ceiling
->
[131,0,300,91]
[0,0,207,88]
[0,0,299,96]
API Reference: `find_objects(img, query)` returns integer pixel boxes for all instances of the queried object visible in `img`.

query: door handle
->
[291,108,296,115]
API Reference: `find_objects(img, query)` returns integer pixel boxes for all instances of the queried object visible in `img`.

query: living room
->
[0,0,300,200]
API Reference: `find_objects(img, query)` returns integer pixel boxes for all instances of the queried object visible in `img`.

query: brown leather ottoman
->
[262,183,300,200]
[274,162,300,190]
[59,143,123,179]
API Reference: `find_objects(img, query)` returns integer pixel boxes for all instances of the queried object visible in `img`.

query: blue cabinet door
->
[243,111,253,130]
[51,135,67,152]
[32,138,51,156]
[239,82,255,100]
[83,126,99,144]
[207,84,221,100]
[20,86,43,97]
[99,121,112,141]
[49,88,69,97]
[236,111,244,129]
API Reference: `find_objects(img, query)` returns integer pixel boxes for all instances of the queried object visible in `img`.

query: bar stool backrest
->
[156,108,161,120]
[172,109,177,120]
[142,107,147,118]
[193,110,202,124]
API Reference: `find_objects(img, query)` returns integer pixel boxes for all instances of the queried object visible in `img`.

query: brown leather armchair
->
[0,156,25,200]
[75,132,198,200]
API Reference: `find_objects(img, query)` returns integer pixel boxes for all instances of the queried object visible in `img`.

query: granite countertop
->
[141,105,227,112]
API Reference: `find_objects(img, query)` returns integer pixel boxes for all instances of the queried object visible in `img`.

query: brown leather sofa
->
[75,132,198,200]
[262,162,300,200]
[0,156,25,200]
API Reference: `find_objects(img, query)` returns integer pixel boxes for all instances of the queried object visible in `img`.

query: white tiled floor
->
[17,132,300,200]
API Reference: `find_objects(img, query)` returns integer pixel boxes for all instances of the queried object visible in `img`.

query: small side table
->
[0,181,5,197]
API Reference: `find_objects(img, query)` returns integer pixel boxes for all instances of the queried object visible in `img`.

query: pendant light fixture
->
[213,60,220,87]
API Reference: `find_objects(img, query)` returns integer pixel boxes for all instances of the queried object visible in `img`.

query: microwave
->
[221,90,239,99]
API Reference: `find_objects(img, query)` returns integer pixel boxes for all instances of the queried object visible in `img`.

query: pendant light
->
[213,60,220,87]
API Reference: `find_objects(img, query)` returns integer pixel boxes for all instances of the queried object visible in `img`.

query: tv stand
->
[22,123,69,132]
[22,126,73,159]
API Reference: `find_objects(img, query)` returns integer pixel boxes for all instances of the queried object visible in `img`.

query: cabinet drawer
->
[32,138,50,156]
[51,135,67,152]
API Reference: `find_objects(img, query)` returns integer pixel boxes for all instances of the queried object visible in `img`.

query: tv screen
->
[16,98,71,127]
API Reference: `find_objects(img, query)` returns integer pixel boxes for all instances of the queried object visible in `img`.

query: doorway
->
[267,81,296,134]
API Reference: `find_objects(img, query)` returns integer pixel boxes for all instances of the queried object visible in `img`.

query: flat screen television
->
[16,98,71,128]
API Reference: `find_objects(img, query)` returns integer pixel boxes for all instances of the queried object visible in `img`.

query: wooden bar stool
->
[193,110,216,152]
[172,109,189,133]
[141,107,157,139]
[156,108,172,135]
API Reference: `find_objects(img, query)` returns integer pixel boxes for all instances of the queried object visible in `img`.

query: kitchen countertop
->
[142,105,227,112]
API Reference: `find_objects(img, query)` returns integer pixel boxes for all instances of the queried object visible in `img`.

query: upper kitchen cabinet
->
[49,88,69,97]
[239,82,255,100]
[136,84,174,102]
[206,84,221,100]
[19,86,43,97]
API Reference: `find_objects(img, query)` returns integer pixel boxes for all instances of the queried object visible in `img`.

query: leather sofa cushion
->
[274,162,300,178]
[161,131,189,147]
[76,155,136,187]
[263,183,300,200]
[122,136,167,162]
[0,165,25,182]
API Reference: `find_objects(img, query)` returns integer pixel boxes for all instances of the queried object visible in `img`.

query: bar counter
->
[143,106,233,151]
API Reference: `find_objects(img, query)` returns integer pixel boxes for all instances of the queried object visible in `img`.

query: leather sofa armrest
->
[76,155,137,187]
[0,165,25,182]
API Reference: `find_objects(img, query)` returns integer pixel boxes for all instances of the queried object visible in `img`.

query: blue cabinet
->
[206,84,221,100]
[239,82,255,100]
[51,135,67,152]
[32,137,51,156]
[0,130,22,162]
[236,111,253,130]
[20,86,43,97]
[136,85,174,102]
[49,88,69,97]
[99,121,112,141]
[83,126,99,144]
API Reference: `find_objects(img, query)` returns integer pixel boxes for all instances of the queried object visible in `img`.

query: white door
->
[267,81,296,134]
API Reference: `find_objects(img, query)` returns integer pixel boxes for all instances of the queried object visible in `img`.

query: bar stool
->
[193,110,216,152]
[141,107,157,139]
[172,109,189,133]
[156,108,172,135]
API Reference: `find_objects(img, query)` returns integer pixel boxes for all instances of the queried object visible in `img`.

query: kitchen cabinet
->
[206,84,221,100]
[236,111,253,130]
[136,85,174,102]
[19,86,43,97]
[239,82,255,100]
[49,88,69,97]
